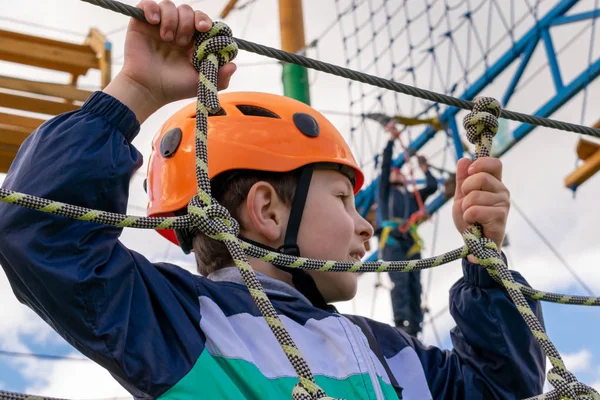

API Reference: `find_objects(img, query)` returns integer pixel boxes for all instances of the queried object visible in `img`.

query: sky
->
[1,0,600,398]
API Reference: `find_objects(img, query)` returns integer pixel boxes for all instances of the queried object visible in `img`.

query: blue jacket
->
[0,92,546,399]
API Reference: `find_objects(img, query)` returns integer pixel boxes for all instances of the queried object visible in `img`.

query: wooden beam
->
[0,143,20,174]
[0,113,45,130]
[0,75,94,102]
[565,148,600,188]
[0,157,13,174]
[85,28,112,88]
[220,0,239,18]
[0,124,30,147]
[0,92,79,116]
[576,138,600,161]
[0,29,97,76]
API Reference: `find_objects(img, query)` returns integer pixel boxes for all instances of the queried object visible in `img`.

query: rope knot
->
[463,97,501,158]
[462,224,500,266]
[192,21,238,71]
[187,195,240,239]
[544,367,600,400]
[192,21,238,113]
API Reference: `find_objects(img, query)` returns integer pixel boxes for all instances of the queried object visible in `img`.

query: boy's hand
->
[385,121,401,140]
[452,158,509,258]
[104,0,236,122]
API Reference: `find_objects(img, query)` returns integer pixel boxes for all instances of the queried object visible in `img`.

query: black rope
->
[81,0,600,138]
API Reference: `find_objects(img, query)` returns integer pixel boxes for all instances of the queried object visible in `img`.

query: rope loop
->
[192,22,238,113]
[463,97,501,158]
[535,367,600,400]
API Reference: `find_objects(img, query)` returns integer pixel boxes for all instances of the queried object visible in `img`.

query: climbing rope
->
[0,1,599,399]
[461,98,599,400]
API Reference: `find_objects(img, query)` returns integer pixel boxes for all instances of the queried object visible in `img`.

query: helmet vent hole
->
[209,108,227,116]
[236,105,280,119]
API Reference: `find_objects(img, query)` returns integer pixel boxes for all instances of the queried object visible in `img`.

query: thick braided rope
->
[0,390,66,400]
[463,98,600,400]
[2,185,597,307]
[185,24,332,400]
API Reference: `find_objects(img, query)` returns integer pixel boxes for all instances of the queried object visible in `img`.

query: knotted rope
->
[185,23,331,399]
[462,98,600,400]
[0,15,599,400]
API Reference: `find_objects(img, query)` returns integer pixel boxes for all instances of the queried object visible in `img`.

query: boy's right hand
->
[104,0,236,123]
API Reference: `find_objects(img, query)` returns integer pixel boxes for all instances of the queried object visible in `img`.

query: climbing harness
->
[1,0,600,399]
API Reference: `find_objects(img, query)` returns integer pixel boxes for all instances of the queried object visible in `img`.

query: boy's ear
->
[242,182,287,243]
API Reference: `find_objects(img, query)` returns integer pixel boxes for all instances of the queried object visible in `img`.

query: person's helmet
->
[145,92,364,308]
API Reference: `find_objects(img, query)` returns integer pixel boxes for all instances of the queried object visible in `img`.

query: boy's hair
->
[192,170,299,276]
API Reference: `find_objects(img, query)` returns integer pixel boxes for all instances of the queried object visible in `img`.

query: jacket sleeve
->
[417,170,438,202]
[0,92,204,399]
[405,257,546,399]
[378,140,394,220]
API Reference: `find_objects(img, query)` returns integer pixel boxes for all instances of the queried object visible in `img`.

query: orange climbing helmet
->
[146,91,364,248]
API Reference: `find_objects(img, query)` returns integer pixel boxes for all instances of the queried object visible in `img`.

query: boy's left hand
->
[452,157,510,258]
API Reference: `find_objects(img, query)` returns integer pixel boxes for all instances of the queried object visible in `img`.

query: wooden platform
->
[0,28,111,173]
[564,119,600,190]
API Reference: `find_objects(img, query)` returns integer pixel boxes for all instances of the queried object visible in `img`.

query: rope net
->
[1,0,600,399]
[337,0,600,187]
[332,0,600,353]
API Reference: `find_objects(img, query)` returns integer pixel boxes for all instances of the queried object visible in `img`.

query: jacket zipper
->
[341,317,385,400]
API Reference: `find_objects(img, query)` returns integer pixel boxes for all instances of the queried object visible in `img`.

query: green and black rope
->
[1,1,599,399]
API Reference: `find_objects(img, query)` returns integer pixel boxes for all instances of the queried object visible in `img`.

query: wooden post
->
[85,28,112,89]
[220,0,239,18]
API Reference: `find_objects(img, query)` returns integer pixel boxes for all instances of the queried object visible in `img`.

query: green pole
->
[279,0,311,105]
[282,63,311,105]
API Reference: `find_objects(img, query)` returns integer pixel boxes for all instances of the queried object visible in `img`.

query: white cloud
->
[22,357,131,400]
[543,349,595,393]
[0,269,59,351]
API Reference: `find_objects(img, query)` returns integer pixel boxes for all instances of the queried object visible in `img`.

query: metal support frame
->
[356,0,600,223]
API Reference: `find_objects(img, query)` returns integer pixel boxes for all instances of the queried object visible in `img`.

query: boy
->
[0,2,544,399]
[378,122,439,335]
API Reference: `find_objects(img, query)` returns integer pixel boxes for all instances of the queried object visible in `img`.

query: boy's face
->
[296,169,374,303]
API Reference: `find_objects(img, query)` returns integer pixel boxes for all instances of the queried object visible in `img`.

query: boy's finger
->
[175,4,195,46]
[463,206,506,228]
[468,157,502,181]
[462,172,507,196]
[138,0,160,24]
[454,157,471,201]
[159,0,178,42]
[217,63,237,90]
[461,191,508,214]
[195,10,213,32]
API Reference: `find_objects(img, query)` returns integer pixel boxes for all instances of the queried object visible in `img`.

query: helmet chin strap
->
[179,164,331,309]
[242,164,331,310]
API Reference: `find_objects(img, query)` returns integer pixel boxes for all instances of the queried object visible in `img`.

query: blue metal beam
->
[502,38,538,106]
[541,29,564,91]
[447,114,464,161]
[551,9,600,26]
[495,56,600,157]
[422,57,600,217]
[355,0,580,211]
